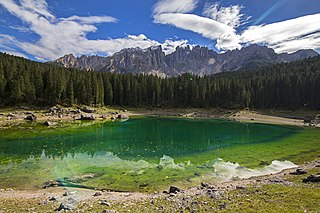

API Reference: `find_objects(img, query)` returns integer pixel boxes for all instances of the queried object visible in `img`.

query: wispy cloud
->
[20,0,54,20]
[203,3,250,28]
[271,33,320,53]
[153,0,198,15]
[153,0,242,51]
[241,14,320,53]
[0,0,189,60]
[60,15,118,24]
[155,13,236,41]
[153,0,320,53]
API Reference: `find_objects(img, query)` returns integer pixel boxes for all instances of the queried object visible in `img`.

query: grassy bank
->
[0,159,319,212]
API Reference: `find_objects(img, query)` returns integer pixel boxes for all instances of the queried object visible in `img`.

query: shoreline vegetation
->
[0,106,320,211]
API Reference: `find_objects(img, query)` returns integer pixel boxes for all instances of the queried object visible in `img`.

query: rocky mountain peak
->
[53,44,319,76]
[56,53,77,68]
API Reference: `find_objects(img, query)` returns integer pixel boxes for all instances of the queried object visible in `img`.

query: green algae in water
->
[0,117,320,192]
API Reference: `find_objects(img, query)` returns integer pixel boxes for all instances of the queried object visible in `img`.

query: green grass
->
[1,169,320,212]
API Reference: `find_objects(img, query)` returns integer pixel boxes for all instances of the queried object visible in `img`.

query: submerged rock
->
[303,174,320,183]
[259,161,269,166]
[169,186,181,194]
[117,114,129,119]
[290,168,307,175]
[44,121,57,126]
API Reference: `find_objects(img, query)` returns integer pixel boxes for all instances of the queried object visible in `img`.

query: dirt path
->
[230,110,307,126]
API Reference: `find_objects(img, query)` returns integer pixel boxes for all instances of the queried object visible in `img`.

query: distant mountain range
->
[54,44,319,76]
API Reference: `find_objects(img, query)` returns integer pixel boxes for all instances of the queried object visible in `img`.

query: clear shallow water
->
[0,117,319,192]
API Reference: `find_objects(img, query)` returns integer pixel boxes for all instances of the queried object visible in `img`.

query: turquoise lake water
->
[0,117,319,191]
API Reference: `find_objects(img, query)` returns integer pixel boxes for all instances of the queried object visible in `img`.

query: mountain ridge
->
[54,44,319,76]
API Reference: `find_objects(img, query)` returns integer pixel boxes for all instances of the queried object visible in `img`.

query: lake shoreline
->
[0,106,318,129]
[0,157,319,212]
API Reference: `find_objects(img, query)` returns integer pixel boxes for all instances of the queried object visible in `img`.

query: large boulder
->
[55,197,78,211]
[80,107,96,113]
[169,186,181,194]
[70,109,81,114]
[49,106,61,114]
[44,121,57,126]
[117,114,129,119]
[25,114,37,121]
[80,114,95,120]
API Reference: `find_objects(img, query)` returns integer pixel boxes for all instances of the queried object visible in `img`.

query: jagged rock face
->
[279,49,319,62]
[55,54,109,71]
[54,45,319,76]
[219,45,281,71]
[105,46,167,74]
[165,46,219,76]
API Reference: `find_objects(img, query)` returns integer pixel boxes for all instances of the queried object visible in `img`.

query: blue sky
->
[0,0,319,61]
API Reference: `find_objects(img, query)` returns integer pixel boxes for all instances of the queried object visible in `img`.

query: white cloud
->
[0,0,190,60]
[20,0,54,20]
[0,34,23,51]
[270,33,320,53]
[241,13,320,53]
[153,0,242,51]
[60,15,118,24]
[153,0,198,15]
[154,13,241,51]
[241,14,320,45]
[155,13,235,40]
[0,34,29,57]
[4,50,29,58]
[161,39,190,54]
[1,0,318,60]
[153,0,320,53]
[203,3,249,28]
[216,33,241,51]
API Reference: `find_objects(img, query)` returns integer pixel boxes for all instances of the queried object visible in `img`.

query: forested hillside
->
[0,52,320,109]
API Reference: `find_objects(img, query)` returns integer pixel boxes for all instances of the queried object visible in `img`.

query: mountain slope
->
[54,44,319,76]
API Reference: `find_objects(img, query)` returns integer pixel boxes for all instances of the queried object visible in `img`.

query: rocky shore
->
[0,105,130,129]
[0,158,319,212]
[0,106,319,129]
